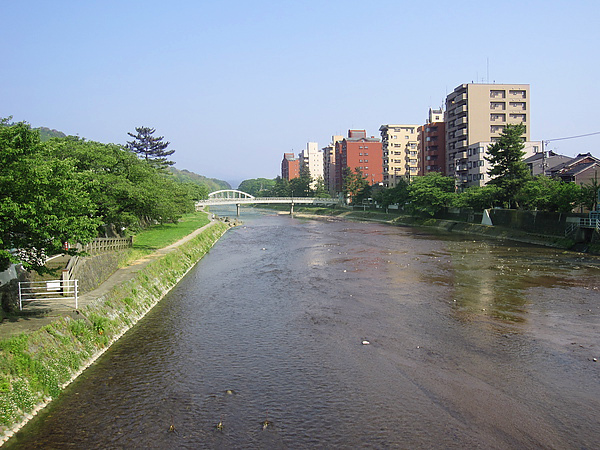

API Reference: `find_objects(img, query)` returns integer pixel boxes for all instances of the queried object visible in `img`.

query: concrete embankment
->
[289,207,591,252]
[0,221,231,445]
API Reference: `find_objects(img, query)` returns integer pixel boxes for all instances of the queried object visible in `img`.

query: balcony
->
[455,105,467,114]
[455,128,467,137]
[456,151,467,160]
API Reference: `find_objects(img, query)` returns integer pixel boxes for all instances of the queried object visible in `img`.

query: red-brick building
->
[281,152,300,180]
[334,130,383,192]
[418,108,446,175]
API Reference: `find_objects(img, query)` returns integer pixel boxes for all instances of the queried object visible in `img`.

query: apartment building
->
[299,142,324,189]
[323,135,343,196]
[418,108,446,175]
[281,152,300,181]
[462,140,541,187]
[334,130,383,192]
[445,83,530,188]
[379,124,419,187]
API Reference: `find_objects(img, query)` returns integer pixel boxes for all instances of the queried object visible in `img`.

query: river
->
[5,208,600,449]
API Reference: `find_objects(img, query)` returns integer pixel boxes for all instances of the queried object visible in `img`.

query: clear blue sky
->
[2,0,598,188]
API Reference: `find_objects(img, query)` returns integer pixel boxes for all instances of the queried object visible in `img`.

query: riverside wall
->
[287,206,599,254]
[0,221,231,445]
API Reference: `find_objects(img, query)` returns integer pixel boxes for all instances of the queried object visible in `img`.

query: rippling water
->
[7,209,600,449]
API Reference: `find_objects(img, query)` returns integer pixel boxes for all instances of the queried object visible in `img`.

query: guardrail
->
[80,237,133,254]
[18,279,79,310]
[579,218,600,231]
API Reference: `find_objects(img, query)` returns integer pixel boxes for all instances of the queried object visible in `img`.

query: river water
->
[6,209,600,449]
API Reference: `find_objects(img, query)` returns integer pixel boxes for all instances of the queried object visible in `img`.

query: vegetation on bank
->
[0,221,229,439]
[0,118,222,275]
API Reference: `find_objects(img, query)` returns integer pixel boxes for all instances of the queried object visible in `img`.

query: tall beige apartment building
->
[379,124,420,187]
[299,142,324,189]
[445,83,531,187]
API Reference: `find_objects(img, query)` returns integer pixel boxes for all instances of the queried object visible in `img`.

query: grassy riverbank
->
[0,218,229,443]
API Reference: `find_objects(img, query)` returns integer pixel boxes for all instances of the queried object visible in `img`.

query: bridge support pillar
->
[236,204,241,216]
[290,203,294,215]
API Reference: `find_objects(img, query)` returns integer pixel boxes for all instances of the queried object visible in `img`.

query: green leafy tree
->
[290,163,313,197]
[46,136,195,230]
[453,185,502,210]
[0,121,100,273]
[407,173,456,216]
[238,178,276,197]
[313,176,329,198]
[342,167,370,204]
[485,123,530,208]
[267,176,291,197]
[126,126,175,169]
[579,175,599,212]
[516,177,581,212]
[374,178,410,209]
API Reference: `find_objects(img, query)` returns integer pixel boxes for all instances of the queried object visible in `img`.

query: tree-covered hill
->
[35,127,66,141]
[168,167,231,192]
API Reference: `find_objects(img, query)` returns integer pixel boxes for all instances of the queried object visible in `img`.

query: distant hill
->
[168,167,231,192]
[36,127,67,141]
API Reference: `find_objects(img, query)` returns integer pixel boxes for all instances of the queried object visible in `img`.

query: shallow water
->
[7,209,600,448]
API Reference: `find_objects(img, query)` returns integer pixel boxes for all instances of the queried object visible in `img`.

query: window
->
[405,136,409,139]
[509,89,526,98]
[364,153,368,156]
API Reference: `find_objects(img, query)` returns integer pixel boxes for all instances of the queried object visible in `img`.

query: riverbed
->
[6,208,600,448]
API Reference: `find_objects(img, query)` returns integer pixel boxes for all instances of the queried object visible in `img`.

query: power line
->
[545,131,600,143]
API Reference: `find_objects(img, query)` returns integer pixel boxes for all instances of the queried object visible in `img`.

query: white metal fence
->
[17,279,79,311]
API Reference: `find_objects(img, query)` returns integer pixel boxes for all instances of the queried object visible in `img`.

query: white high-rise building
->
[300,142,324,189]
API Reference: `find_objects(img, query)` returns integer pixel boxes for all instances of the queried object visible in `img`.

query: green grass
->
[132,212,210,250]
[114,212,211,267]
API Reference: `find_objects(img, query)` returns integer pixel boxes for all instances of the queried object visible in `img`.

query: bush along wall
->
[0,221,230,444]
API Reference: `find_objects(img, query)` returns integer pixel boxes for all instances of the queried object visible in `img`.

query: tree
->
[126,126,175,169]
[485,123,530,208]
[267,176,291,197]
[342,167,370,204]
[453,185,502,210]
[290,163,313,197]
[313,177,329,198]
[580,175,599,212]
[516,177,581,212]
[407,173,456,216]
[238,178,276,197]
[374,178,410,209]
[0,121,100,273]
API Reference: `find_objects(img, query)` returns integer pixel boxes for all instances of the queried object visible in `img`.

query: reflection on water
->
[7,208,600,449]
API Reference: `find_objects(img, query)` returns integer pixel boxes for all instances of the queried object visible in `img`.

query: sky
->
[2,0,599,188]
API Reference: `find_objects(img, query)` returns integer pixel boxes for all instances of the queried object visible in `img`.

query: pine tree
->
[126,126,175,168]
[485,123,530,208]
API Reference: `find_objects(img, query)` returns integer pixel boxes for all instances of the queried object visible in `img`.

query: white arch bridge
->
[196,190,339,215]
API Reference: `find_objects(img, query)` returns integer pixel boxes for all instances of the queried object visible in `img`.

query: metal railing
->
[579,218,600,231]
[18,279,79,310]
